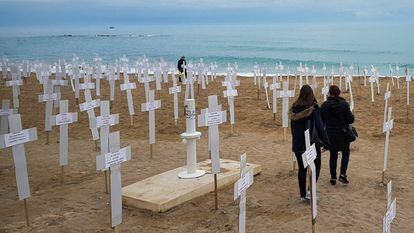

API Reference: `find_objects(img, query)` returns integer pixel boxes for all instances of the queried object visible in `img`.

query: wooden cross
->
[169,75,181,126]
[0,100,17,134]
[141,90,161,158]
[197,95,227,209]
[382,107,393,184]
[0,114,38,226]
[79,76,100,142]
[301,129,318,233]
[120,73,136,126]
[93,101,119,193]
[38,80,61,144]
[50,100,78,182]
[276,81,295,140]
[233,153,254,233]
[96,131,131,232]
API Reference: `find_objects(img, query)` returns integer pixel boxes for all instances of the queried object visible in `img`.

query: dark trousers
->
[294,147,321,198]
[329,149,350,179]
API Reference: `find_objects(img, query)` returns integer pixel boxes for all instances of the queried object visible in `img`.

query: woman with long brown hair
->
[290,85,329,202]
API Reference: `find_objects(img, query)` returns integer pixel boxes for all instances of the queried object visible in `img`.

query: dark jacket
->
[177,58,186,73]
[321,96,355,151]
[290,104,330,154]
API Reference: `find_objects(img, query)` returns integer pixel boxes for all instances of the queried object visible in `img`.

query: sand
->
[0,74,413,232]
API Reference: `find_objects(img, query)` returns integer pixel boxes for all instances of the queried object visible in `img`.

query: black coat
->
[321,96,355,151]
[177,58,186,73]
[290,104,330,154]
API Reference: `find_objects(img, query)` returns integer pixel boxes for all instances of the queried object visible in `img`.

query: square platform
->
[122,159,262,212]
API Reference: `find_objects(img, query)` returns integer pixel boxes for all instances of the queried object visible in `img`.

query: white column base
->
[178,170,206,179]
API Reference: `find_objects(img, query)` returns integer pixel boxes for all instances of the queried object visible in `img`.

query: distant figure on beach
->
[290,85,330,202]
[177,56,186,82]
[321,85,355,185]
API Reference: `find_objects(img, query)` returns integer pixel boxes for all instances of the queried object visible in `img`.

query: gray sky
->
[1,0,413,26]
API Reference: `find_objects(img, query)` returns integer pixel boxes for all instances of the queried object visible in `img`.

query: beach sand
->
[0,74,413,232]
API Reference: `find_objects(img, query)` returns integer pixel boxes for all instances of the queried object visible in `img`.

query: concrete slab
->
[122,159,262,212]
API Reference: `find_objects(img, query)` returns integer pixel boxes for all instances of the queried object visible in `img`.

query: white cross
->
[0,100,17,134]
[382,107,393,184]
[38,80,61,135]
[263,71,271,109]
[270,81,281,116]
[79,76,100,141]
[154,67,162,91]
[50,100,78,168]
[369,74,378,102]
[276,81,295,128]
[141,90,161,146]
[301,129,318,223]
[93,57,103,97]
[406,74,411,106]
[197,95,227,174]
[52,63,68,109]
[120,73,136,124]
[383,83,392,133]
[93,101,119,171]
[233,153,254,233]
[6,70,23,109]
[107,65,120,103]
[169,75,181,125]
[72,58,81,101]
[140,67,155,102]
[346,75,355,112]
[96,131,131,229]
[0,114,37,201]
[383,198,396,233]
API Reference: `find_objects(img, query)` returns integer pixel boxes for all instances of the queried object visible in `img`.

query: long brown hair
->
[292,85,317,108]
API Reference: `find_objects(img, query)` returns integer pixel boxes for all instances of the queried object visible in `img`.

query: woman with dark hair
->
[290,85,329,201]
[321,85,355,185]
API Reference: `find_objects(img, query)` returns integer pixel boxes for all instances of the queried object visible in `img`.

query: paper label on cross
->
[141,100,161,112]
[276,90,295,98]
[322,86,329,95]
[96,115,118,128]
[369,77,377,83]
[55,113,76,125]
[270,83,281,90]
[234,170,254,200]
[52,80,68,86]
[120,82,137,91]
[384,199,396,233]
[224,89,238,97]
[3,130,32,147]
[205,111,224,126]
[406,76,412,82]
[6,80,23,87]
[0,109,15,116]
[384,91,391,100]
[264,82,268,89]
[79,83,95,90]
[302,144,317,168]
[39,93,59,102]
[104,147,130,169]
[383,119,394,133]
[169,86,181,94]
[80,99,100,112]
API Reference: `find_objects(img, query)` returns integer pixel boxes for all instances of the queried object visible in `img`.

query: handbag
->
[343,124,358,143]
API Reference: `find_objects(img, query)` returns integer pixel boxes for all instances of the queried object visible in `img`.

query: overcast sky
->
[1,0,413,27]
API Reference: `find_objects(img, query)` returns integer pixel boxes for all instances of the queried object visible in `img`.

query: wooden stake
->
[309,168,316,233]
[283,128,287,141]
[23,199,30,226]
[382,171,386,185]
[214,174,218,210]
[129,115,134,126]
[61,166,64,184]
[150,144,153,159]
[273,113,276,121]
[76,98,79,105]
[104,170,109,194]
[46,131,50,145]
[114,225,120,233]
[230,124,234,135]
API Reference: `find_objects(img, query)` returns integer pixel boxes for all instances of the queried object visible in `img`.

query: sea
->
[0,23,413,74]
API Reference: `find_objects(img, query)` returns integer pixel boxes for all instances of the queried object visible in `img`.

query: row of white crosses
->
[6,65,23,110]
[369,66,381,102]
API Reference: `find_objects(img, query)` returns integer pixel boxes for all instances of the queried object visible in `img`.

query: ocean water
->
[0,23,413,74]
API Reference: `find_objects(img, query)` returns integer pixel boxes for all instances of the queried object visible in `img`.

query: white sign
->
[169,86,181,94]
[97,115,116,128]
[384,91,391,100]
[234,170,254,199]
[4,129,30,147]
[383,119,394,133]
[120,82,137,91]
[79,83,95,90]
[52,80,67,86]
[270,83,281,90]
[40,93,59,102]
[104,147,129,168]
[143,100,161,111]
[276,90,295,98]
[55,113,75,125]
[224,89,238,97]
[0,109,15,116]
[80,99,100,111]
[206,111,223,126]
[302,144,317,168]
[6,80,23,87]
